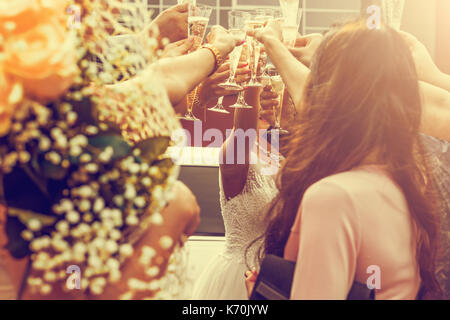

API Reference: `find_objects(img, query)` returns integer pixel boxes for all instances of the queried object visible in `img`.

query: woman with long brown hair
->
[247,20,442,299]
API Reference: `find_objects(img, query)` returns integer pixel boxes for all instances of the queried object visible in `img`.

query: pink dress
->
[284,165,421,300]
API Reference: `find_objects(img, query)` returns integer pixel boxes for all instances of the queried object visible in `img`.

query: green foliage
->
[135,137,170,163]
[89,135,133,160]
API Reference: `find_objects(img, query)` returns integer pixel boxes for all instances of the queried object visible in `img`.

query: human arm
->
[111,26,241,106]
[146,3,189,44]
[420,81,450,142]
[219,87,261,199]
[259,86,297,128]
[196,62,251,108]
[20,182,200,300]
[160,38,195,58]
[249,20,311,110]
[401,31,450,92]
[288,33,323,68]
[289,182,359,299]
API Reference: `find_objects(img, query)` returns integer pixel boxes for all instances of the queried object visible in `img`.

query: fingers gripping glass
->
[266,66,289,135]
[244,12,265,88]
[180,4,212,121]
[229,42,253,110]
[210,11,250,113]
[217,11,249,92]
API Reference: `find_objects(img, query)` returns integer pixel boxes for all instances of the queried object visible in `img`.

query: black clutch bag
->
[249,254,375,300]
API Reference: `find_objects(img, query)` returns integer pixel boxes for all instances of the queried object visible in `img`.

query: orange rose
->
[0,66,23,137]
[0,0,69,35]
[2,16,77,102]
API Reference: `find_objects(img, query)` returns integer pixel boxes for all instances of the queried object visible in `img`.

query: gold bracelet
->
[201,44,224,76]
[187,83,204,114]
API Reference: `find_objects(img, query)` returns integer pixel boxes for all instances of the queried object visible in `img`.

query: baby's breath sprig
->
[1,0,186,299]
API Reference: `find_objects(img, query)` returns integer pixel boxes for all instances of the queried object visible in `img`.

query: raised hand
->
[152,3,189,43]
[247,19,283,45]
[245,269,258,299]
[259,85,278,126]
[206,25,244,59]
[288,33,323,67]
[400,31,443,86]
[161,37,195,58]
[199,62,251,105]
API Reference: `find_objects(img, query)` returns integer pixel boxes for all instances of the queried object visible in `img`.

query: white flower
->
[159,236,173,250]
[145,266,159,278]
[93,198,105,213]
[27,219,42,232]
[124,184,136,199]
[66,210,80,224]
[119,244,133,258]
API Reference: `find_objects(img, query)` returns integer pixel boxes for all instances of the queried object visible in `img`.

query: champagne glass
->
[255,9,280,79]
[208,96,230,114]
[188,4,212,53]
[382,0,405,30]
[267,66,289,135]
[279,0,300,25]
[245,12,265,88]
[229,42,252,109]
[180,4,212,121]
[218,11,249,92]
[278,1,302,48]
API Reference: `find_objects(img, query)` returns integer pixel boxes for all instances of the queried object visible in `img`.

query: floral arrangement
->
[0,0,182,297]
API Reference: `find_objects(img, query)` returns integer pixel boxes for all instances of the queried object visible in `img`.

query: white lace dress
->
[192,163,278,300]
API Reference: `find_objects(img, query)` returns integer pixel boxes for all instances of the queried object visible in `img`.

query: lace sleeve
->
[422,135,450,299]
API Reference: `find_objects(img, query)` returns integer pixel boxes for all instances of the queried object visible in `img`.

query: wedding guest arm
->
[145,3,189,44]
[174,61,251,115]
[198,62,251,107]
[17,181,200,300]
[248,20,310,111]
[288,33,324,68]
[160,38,195,58]
[420,81,450,141]
[259,86,297,129]
[401,31,450,92]
[220,87,261,199]
[113,26,241,106]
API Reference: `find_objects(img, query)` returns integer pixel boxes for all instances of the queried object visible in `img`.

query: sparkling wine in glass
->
[229,43,253,109]
[181,4,212,121]
[188,17,210,52]
[267,67,289,135]
[279,0,300,25]
[245,16,265,88]
[279,4,302,48]
[218,31,246,91]
[282,22,299,48]
[218,11,248,92]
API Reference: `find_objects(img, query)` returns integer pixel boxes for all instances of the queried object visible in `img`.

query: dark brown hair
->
[252,20,441,299]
